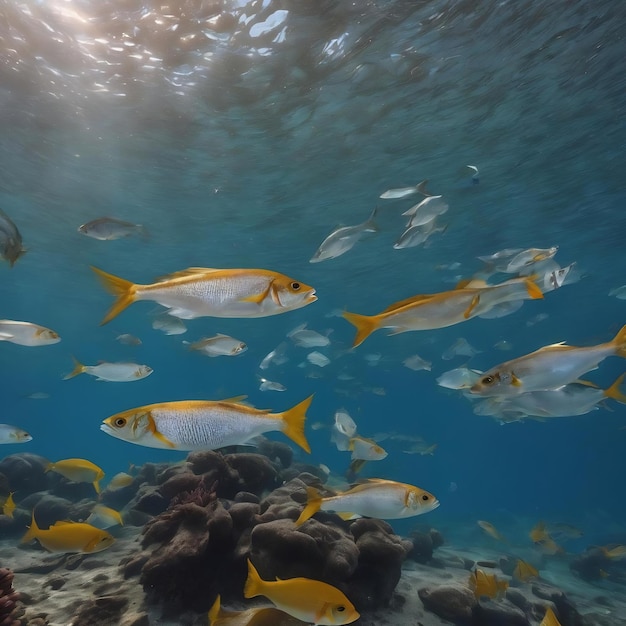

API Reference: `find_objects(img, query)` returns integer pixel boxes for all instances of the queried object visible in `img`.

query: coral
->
[0,568,23,626]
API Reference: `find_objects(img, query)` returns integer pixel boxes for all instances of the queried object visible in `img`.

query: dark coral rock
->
[418,584,476,623]
[0,454,49,494]
[280,463,328,483]
[68,595,129,626]
[530,581,584,625]
[130,487,169,517]
[506,588,531,613]
[157,473,202,501]
[407,531,434,563]
[233,491,260,504]
[570,547,610,582]
[258,476,320,522]
[255,439,293,468]
[429,528,445,549]
[227,502,261,532]
[224,453,280,496]
[473,598,530,626]
[19,494,73,529]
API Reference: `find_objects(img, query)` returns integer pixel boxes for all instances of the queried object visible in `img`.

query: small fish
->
[348,436,387,461]
[106,472,134,490]
[540,607,562,626]
[494,340,513,351]
[442,337,481,360]
[307,351,330,367]
[436,367,483,390]
[86,504,124,528]
[403,354,432,371]
[609,286,626,300]
[477,248,523,265]
[151,312,187,335]
[402,442,437,456]
[288,324,331,348]
[115,333,142,345]
[526,312,549,327]
[505,247,559,273]
[209,594,304,626]
[21,512,115,553]
[0,208,26,266]
[470,325,626,396]
[393,219,446,250]
[334,409,357,438]
[63,357,153,382]
[244,559,360,625]
[601,545,626,559]
[477,520,505,542]
[513,559,539,582]
[310,208,378,263]
[259,377,287,392]
[464,165,480,184]
[46,458,105,494]
[295,479,439,526]
[469,569,508,599]
[379,180,429,199]
[92,266,316,325]
[184,334,247,357]
[26,391,50,399]
[101,396,313,452]
[2,492,16,517]
[259,342,289,369]
[0,320,60,346]
[402,195,449,226]
[0,424,32,444]
[78,217,147,241]
[529,521,563,555]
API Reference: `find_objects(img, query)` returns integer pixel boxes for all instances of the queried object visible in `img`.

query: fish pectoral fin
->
[146,414,176,448]
[510,373,522,387]
[155,267,218,281]
[314,603,331,624]
[337,511,360,521]
[463,294,481,319]
[219,395,249,403]
[0,332,14,340]
[240,284,272,304]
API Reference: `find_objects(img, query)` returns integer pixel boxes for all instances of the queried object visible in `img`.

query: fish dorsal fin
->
[219,395,249,403]
[538,341,569,350]
[53,520,76,526]
[381,294,434,313]
[155,267,219,282]
[456,278,488,289]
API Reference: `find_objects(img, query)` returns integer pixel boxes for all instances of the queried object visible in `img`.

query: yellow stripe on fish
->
[91,266,316,325]
[101,396,313,453]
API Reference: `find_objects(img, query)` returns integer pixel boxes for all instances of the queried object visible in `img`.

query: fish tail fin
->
[243,559,264,599]
[524,276,544,299]
[295,487,323,526]
[342,311,380,347]
[604,373,626,404]
[90,266,137,325]
[208,595,222,625]
[365,206,379,232]
[93,479,101,495]
[279,395,313,453]
[63,356,86,380]
[21,510,39,544]
[612,324,626,357]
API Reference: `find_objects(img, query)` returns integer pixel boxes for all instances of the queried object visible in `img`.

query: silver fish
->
[403,354,432,371]
[379,180,430,199]
[0,320,60,346]
[0,424,32,444]
[0,208,26,267]
[184,334,247,357]
[402,195,449,226]
[78,217,147,241]
[152,313,187,335]
[287,323,331,348]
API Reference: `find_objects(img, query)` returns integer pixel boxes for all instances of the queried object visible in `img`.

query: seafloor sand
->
[3,528,626,626]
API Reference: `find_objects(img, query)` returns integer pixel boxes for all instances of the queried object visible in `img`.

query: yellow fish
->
[513,559,539,582]
[46,458,105,494]
[106,472,134,490]
[91,266,316,325]
[243,559,359,625]
[343,276,542,347]
[101,396,312,453]
[540,606,562,626]
[86,504,124,528]
[601,544,626,559]
[2,492,16,518]
[208,595,305,626]
[477,520,505,542]
[295,479,439,526]
[530,521,563,555]
[468,569,508,599]
[21,512,115,553]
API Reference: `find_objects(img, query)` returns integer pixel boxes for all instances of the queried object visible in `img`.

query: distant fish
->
[244,559,359,625]
[46,458,105,494]
[106,472,134,491]
[21,512,115,553]
[477,520,505,542]
[152,313,187,335]
[0,320,60,346]
[184,334,247,357]
[403,354,432,371]
[379,180,429,199]
[464,165,480,184]
[529,521,563,555]
[258,377,286,392]
[115,333,142,345]
[0,207,26,266]
[86,504,124,528]
[546,522,583,540]
[92,266,316,325]
[306,351,330,367]
[393,218,446,250]
[469,569,508,599]
[513,559,539,582]
[63,357,153,382]
[309,208,378,263]
[0,424,32,444]
[208,594,303,626]
[442,337,481,361]
[348,436,387,461]
[2,492,16,518]
[402,442,437,456]
[504,247,559,273]
[609,285,626,300]
[287,324,330,348]
[259,342,289,369]
[78,217,147,241]
[26,392,50,399]
[601,544,626,559]
[101,396,313,452]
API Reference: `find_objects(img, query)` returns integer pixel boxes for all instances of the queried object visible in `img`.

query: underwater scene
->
[1,0,626,624]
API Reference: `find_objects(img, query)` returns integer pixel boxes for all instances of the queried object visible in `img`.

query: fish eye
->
[422,494,430,501]
[290,282,301,290]
[337,606,345,612]
[114,418,126,428]
[481,375,495,385]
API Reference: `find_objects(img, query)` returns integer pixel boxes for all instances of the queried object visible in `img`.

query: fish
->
[348,436,387,461]
[442,338,481,360]
[63,357,153,382]
[477,520,505,542]
[468,569,508,599]
[106,472,134,490]
[0,424,32,444]
[259,342,289,369]
[2,492,16,518]
[470,325,626,397]
[513,559,539,582]
[601,545,626,559]
[540,607,562,626]
[258,377,287,392]
[152,313,187,335]
[295,479,439,526]
[307,351,330,367]
[78,217,147,240]
[310,208,378,263]
[529,521,563,555]
[288,324,331,348]
[379,180,429,199]
[85,504,124,528]
[436,367,483,390]
[343,276,543,347]
[402,354,432,371]
[46,458,105,494]
[402,442,437,456]
[21,512,115,553]
[243,559,359,625]
[464,165,480,183]
[402,195,449,226]
[101,395,313,452]
[0,208,26,266]
[208,594,304,626]
[0,320,61,346]
[92,266,317,325]
[609,285,626,300]
[184,334,247,357]
[115,333,142,345]
[393,219,447,250]
[504,247,559,273]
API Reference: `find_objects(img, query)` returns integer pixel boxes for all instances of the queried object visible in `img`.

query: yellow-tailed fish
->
[540,606,562,626]
[468,569,508,599]
[184,334,247,357]
[63,356,153,382]
[21,512,115,553]
[470,325,626,397]
[477,520,505,542]
[85,504,124,528]
[0,424,32,444]
[295,479,439,526]
[343,276,542,347]
[513,559,539,582]
[0,320,60,346]
[347,436,387,461]
[91,266,316,325]
[601,545,626,559]
[208,595,305,626]
[46,458,105,494]
[101,396,313,453]
[106,472,134,490]
[530,521,563,555]
[243,559,359,625]
[2,492,16,518]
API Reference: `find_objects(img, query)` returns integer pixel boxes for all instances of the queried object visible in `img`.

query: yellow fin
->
[337,511,359,521]
[381,293,433,312]
[91,266,137,325]
[208,595,222,625]
[63,356,86,380]
[604,373,626,404]
[219,395,249,404]
[525,277,544,299]
[155,267,218,281]
[295,486,323,526]
[511,374,523,387]
[240,284,271,304]
[279,395,313,453]
[342,311,381,347]
[540,606,562,626]
[456,278,487,289]
[463,293,481,319]
[612,324,626,358]
[21,510,40,544]
[244,559,263,599]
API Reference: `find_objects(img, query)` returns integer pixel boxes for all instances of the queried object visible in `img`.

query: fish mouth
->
[100,423,115,436]
[306,290,317,303]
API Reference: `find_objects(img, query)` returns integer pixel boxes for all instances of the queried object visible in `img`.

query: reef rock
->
[418,584,476,623]
[0,454,49,495]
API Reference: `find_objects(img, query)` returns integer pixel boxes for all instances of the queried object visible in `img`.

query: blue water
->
[1,0,626,554]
